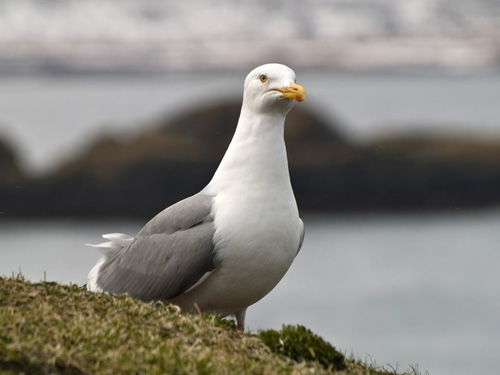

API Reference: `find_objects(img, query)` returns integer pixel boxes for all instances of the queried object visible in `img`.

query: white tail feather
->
[102,233,135,247]
[87,232,135,292]
[86,233,134,255]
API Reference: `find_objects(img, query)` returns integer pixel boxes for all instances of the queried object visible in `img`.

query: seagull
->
[87,63,306,331]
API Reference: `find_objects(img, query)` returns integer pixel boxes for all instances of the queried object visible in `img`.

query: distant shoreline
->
[2,100,500,218]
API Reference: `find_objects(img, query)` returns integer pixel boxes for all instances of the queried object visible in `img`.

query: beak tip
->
[273,82,306,102]
[290,82,306,103]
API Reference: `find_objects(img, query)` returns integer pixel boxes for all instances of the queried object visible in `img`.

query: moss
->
[258,325,346,371]
[0,276,421,375]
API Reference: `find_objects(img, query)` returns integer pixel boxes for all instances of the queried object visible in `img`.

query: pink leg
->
[234,309,247,332]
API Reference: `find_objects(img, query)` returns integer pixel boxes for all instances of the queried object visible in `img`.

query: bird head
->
[242,63,306,115]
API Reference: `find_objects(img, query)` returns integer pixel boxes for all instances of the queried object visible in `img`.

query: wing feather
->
[96,193,218,301]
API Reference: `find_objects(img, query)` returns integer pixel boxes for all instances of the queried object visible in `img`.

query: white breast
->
[171,188,301,315]
[213,184,301,274]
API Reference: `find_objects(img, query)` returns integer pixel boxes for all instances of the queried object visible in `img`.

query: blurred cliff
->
[2,103,500,219]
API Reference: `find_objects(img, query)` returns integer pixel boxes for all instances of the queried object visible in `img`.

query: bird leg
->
[234,309,247,332]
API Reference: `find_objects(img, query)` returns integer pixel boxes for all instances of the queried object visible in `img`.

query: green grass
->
[0,276,422,375]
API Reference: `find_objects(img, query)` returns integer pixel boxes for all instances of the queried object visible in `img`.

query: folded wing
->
[95,193,218,301]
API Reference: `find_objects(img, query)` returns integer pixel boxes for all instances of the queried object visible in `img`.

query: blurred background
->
[1,1,500,374]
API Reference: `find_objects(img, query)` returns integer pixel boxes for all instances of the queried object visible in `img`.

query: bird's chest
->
[212,189,300,275]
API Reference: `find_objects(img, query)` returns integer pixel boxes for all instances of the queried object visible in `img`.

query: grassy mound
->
[0,277,419,375]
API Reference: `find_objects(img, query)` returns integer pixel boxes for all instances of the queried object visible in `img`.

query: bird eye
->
[259,74,268,83]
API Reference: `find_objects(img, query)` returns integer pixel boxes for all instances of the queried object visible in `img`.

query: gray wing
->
[96,193,218,301]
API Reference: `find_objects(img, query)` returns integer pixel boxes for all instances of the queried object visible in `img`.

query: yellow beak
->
[273,82,307,102]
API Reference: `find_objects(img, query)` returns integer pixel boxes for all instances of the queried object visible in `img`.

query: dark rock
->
[0,138,25,186]
[0,138,28,217]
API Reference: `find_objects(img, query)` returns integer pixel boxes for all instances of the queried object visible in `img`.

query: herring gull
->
[87,63,306,331]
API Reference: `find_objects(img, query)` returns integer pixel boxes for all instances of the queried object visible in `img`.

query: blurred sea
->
[1,210,499,375]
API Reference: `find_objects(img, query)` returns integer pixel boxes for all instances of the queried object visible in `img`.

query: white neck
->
[207,107,292,195]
